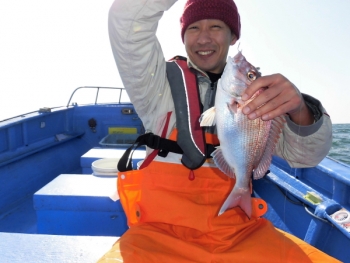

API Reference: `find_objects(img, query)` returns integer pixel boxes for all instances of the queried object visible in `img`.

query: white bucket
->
[91,158,119,177]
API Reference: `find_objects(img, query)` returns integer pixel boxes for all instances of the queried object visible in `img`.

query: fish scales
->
[200,52,285,218]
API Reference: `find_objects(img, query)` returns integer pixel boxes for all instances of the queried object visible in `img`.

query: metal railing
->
[66,86,128,107]
[0,86,129,124]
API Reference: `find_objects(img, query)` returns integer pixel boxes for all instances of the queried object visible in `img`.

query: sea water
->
[328,124,350,165]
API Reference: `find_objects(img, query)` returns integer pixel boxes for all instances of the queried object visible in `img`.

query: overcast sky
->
[1,0,349,123]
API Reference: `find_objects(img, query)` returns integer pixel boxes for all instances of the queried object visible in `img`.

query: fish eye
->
[247,71,257,81]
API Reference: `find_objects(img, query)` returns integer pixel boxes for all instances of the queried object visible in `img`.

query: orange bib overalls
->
[98,131,339,263]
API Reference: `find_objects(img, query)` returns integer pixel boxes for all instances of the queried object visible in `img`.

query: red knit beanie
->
[180,0,241,42]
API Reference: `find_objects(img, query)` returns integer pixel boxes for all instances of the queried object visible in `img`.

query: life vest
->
[118,56,217,172]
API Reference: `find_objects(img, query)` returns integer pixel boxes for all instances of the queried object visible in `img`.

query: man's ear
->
[230,34,237,45]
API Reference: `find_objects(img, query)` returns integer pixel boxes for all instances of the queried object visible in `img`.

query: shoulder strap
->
[166,59,207,170]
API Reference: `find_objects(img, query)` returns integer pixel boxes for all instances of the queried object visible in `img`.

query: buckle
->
[147,133,161,149]
[158,149,169,158]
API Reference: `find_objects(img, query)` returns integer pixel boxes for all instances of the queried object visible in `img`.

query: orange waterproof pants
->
[98,156,340,263]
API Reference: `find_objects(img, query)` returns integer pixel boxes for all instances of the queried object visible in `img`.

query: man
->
[99,0,337,262]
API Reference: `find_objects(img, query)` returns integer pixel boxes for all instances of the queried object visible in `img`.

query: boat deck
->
[0,198,37,234]
[0,232,118,263]
[0,147,129,262]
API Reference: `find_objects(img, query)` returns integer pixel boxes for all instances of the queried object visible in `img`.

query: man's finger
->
[242,74,278,101]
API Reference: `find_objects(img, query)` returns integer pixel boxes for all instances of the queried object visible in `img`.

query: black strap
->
[117,133,218,172]
[137,133,183,157]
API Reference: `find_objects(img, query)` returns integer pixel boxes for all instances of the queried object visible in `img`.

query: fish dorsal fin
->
[199,106,216,127]
[253,116,286,179]
[211,147,236,179]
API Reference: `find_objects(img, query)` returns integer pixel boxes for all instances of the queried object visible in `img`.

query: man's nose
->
[197,29,211,45]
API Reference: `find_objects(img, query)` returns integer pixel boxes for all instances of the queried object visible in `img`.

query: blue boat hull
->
[0,87,349,262]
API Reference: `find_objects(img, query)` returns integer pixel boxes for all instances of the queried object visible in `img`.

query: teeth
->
[198,51,213,55]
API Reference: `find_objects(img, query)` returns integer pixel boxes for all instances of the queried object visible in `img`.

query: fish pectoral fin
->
[199,107,216,126]
[211,147,236,179]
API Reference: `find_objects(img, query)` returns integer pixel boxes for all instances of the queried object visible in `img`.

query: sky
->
[0,0,349,123]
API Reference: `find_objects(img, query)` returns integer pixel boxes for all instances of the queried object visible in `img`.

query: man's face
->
[184,19,237,74]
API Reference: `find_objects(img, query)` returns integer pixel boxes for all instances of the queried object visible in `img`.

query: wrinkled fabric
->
[98,147,340,262]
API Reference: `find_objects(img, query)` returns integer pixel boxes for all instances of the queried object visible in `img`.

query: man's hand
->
[241,74,314,126]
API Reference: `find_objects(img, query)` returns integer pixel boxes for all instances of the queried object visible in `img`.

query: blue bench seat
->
[34,174,128,236]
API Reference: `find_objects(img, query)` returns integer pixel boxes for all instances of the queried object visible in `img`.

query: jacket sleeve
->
[275,94,333,168]
[108,0,177,134]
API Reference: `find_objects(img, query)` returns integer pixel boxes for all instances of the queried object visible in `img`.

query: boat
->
[0,86,349,262]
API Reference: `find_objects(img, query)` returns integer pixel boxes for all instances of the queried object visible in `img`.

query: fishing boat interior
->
[0,86,349,262]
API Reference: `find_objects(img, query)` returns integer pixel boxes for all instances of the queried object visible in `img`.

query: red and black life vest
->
[118,56,216,172]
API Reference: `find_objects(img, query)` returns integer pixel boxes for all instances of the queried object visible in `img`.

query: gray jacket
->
[108,0,332,168]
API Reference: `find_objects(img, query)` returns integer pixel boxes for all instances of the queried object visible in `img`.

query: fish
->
[200,51,285,218]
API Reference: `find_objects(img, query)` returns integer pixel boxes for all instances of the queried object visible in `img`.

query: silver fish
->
[200,52,285,218]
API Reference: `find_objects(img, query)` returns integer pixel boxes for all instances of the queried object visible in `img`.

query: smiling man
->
[183,19,237,74]
[99,0,337,262]
[181,0,240,74]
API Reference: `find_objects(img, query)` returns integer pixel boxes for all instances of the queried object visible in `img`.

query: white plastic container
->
[91,158,119,177]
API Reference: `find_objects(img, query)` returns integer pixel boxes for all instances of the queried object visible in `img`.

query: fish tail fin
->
[199,107,216,126]
[219,188,252,218]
